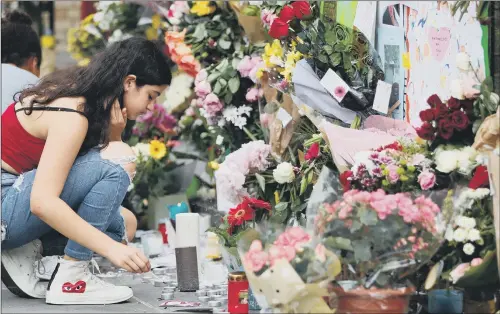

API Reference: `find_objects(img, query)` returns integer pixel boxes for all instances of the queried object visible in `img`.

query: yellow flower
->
[82,14,95,25]
[274,191,280,204]
[145,27,158,40]
[190,1,216,16]
[150,140,167,160]
[208,161,220,170]
[151,14,161,29]
[41,35,56,49]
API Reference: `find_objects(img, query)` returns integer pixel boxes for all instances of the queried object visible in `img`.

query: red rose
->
[268,18,289,39]
[340,170,353,192]
[305,142,320,160]
[469,165,489,189]
[447,97,461,110]
[278,5,295,23]
[419,109,436,122]
[451,110,469,130]
[291,1,312,19]
[427,94,444,108]
[416,122,436,140]
[437,118,454,139]
[436,102,449,116]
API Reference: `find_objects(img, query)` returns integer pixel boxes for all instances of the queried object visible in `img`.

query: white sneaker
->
[1,240,47,298]
[35,255,60,280]
[45,259,133,305]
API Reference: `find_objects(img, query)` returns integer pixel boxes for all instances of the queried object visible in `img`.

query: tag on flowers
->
[320,69,350,102]
[372,80,393,115]
[276,107,293,128]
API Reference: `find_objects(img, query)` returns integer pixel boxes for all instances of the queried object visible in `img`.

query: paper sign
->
[372,80,393,115]
[320,69,350,103]
[402,52,411,69]
[276,107,293,128]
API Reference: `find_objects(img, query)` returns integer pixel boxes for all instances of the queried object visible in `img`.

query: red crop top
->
[1,103,86,173]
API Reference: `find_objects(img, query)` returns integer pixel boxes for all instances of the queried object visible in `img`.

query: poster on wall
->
[403,1,485,126]
[376,25,405,120]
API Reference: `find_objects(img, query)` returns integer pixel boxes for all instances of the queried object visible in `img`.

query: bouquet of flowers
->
[164,29,201,77]
[307,168,453,292]
[68,1,157,65]
[238,225,341,313]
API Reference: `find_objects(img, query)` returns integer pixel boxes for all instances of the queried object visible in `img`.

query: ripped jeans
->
[1,149,133,260]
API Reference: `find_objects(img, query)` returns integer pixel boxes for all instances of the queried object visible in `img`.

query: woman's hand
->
[105,242,151,273]
[109,100,127,141]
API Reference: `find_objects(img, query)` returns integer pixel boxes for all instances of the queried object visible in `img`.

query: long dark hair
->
[19,37,172,154]
[1,10,42,68]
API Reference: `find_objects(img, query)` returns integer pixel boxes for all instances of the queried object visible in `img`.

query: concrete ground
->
[2,277,201,313]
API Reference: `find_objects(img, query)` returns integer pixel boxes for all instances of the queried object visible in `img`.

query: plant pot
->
[333,286,414,314]
[428,289,463,314]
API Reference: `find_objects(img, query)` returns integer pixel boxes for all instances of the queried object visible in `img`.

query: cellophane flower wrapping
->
[237,224,341,313]
[307,167,456,291]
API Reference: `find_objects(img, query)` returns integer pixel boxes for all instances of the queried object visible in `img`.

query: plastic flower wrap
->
[237,224,341,313]
[307,167,454,292]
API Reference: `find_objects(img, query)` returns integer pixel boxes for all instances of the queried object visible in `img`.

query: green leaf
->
[215,58,229,71]
[213,81,222,94]
[318,53,328,64]
[330,53,342,67]
[352,239,372,262]
[350,220,362,233]
[275,202,288,212]
[218,38,232,50]
[192,23,207,42]
[307,170,314,184]
[232,58,241,70]
[359,207,378,226]
[224,92,232,104]
[291,202,307,213]
[299,176,308,195]
[207,72,220,83]
[324,237,353,251]
[219,78,228,87]
[255,173,266,193]
[324,45,333,55]
[228,77,240,94]
[324,29,336,43]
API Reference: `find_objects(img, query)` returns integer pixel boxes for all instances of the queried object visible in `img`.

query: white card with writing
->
[320,69,350,102]
[276,107,293,128]
[372,80,393,115]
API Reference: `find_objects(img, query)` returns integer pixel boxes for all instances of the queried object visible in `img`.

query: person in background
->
[1,10,41,114]
[1,37,171,305]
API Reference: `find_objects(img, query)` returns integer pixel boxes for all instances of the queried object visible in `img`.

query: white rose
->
[132,143,150,158]
[450,79,465,100]
[455,216,468,228]
[273,162,296,184]
[456,52,471,71]
[467,228,482,242]
[435,150,458,173]
[462,217,476,230]
[453,228,467,242]
[463,243,475,255]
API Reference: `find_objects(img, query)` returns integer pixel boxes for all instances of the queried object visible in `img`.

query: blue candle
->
[168,202,189,221]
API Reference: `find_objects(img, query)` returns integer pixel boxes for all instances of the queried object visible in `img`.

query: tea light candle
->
[196,290,207,297]
[154,279,166,287]
[208,300,222,307]
[161,292,174,300]
[141,232,163,257]
[162,287,175,293]
[199,296,210,303]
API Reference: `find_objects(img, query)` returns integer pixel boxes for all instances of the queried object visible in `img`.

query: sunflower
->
[149,140,167,160]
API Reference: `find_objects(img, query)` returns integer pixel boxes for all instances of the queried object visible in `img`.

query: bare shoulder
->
[49,96,86,111]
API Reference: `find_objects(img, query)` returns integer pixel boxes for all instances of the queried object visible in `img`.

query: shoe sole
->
[1,262,34,299]
[46,291,133,305]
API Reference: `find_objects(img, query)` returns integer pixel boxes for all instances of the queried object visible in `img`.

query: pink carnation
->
[195,69,208,84]
[202,93,224,117]
[261,9,277,28]
[244,240,268,272]
[246,87,263,102]
[274,226,311,250]
[268,244,296,266]
[237,56,254,78]
[418,170,436,190]
[386,165,400,184]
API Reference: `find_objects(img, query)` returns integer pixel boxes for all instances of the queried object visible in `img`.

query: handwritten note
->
[428,27,451,62]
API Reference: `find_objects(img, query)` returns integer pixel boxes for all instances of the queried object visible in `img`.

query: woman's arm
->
[29,104,148,272]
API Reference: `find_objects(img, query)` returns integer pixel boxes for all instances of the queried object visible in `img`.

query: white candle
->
[176,213,200,248]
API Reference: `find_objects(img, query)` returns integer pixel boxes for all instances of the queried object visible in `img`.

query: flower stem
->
[243,127,258,141]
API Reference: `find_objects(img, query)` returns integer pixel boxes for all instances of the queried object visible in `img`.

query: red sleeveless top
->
[2,103,45,173]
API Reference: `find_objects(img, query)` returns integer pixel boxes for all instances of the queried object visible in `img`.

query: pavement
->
[2,278,201,313]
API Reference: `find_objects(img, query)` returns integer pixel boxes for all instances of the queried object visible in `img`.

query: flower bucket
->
[427,289,463,314]
[332,286,414,314]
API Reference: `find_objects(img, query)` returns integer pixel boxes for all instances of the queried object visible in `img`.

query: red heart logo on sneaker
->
[62,281,87,293]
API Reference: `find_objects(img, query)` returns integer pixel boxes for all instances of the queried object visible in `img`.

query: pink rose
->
[246,87,263,102]
[470,258,483,267]
[237,56,254,78]
[315,244,326,262]
[202,93,223,117]
[195,80,212,98]
[261,9,277,28]
[418,170,436,190]
[195,69,208,84]
[268,244,295,266]
[450,263,471,284]
[386,165,400,184]
[244,240,269,272]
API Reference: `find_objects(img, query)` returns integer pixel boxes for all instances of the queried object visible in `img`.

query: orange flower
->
[178,55,201,77]
[165,29,186,44]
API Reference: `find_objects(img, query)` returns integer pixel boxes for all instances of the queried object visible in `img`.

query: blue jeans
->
[1,149,129,260]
